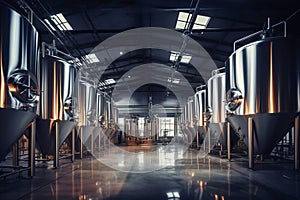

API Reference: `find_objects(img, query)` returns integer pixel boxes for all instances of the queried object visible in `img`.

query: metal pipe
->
[196,85,206,91]
[272,21,287,37]
[54,122,59,168]
[234,20,287,51]
[234,30,263,51]
[227,121,231,161]
[42,42,76,60]
[295,115,299,170]
[248,117,254,169]
[71,128,75,162]
[29,119,36,177]
[211,67,225,76]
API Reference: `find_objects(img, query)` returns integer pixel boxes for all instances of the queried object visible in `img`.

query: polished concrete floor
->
[0,144,299,200]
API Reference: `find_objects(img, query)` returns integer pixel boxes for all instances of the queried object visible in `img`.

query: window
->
[159,117,175,137]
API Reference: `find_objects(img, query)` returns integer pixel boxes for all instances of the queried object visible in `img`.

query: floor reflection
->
[0,144,299,200]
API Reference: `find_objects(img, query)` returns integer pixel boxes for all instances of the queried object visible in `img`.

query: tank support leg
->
[248,117,254,169]
[29,119,36,177]
[295,115,299,170]
[71,127,75,162]
[227,122,231,161]
[54,123,59,168]
[80,128,83,159]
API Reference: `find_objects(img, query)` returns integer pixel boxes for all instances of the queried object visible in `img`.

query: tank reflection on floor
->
[0,144,299,200]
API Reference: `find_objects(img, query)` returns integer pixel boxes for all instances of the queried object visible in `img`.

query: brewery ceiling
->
[4,0,300,115]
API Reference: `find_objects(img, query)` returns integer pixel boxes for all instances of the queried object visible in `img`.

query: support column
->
[295,115,299,170]
[248,117,254,169]
[227,121,231,161]
[29,119,36,177]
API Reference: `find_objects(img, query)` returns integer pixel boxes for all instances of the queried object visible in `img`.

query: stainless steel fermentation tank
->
[207,70,228,149]
[194,86,206,146]
[37,55,76,167]
[226,36,300,168]
[0,3,38,177]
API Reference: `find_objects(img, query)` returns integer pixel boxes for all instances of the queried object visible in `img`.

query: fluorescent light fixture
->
[168,78,180,84]
[169,51,192,64]
[180,55,192,63]
[173,192,180,198]
[193,15,210,29]
[105,78,116,84]
[166,192,173,198]
[50,13,73,31]
[175,11,210,30]
[84,53,99,64]
[44,19,56,31]
[98,78,116,88]
[166,192,180,199]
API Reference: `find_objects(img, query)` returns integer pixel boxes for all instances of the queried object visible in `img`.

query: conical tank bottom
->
[36,118,53,156]
[227,113,295,155]
[80,126,95,144]
[93,127,101,142]
[36,119,75,156]
[0,108,36,159]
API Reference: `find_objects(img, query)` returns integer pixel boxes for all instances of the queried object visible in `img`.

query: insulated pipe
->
[295,115,299,170]
[248,117,254,169]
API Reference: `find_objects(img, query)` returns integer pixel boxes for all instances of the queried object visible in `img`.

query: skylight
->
[50,13,73,31]
[98,78,116,87]
[175,11,210,30]
[44,19,56,31]
[169,51,192,64]
[84,53,99,64]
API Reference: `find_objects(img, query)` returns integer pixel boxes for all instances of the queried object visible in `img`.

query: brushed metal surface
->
[226,37,300,154]
[207,72,226,124]
[0,4,39,110]
[39,55,76,121]
[226,37,300,115]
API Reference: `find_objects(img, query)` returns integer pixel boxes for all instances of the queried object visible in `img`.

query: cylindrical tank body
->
[207,71,227,147]
[207,72,226,124]
[96,92,106,126]
[194,87,206,127]
[77,80,97,126]
[0,3,39,110]
[39,55,76,121]
[0,4,39,159]
[226,37,300,115]
[226,37,300,154]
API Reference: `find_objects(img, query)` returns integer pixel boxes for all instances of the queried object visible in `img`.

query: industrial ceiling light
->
[50,13,73,31]
[193,15,211,29]
[44,19,56,31]
[84,53,99,64]
[175,11,210,30]
[169,51,192,64]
